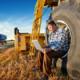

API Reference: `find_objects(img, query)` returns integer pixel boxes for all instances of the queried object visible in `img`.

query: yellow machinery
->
[14,0,80,79]
[14,0,64,55]
[14,28,45,54]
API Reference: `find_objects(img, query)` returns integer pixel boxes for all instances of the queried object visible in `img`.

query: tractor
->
[14,0,80,79]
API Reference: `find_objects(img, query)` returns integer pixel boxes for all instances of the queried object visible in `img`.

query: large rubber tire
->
[53,4,80,80]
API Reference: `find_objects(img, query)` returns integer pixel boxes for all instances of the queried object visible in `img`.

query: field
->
[0,48,71,80]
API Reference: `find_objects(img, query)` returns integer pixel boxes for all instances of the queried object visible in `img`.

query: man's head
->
[47,20,57,32]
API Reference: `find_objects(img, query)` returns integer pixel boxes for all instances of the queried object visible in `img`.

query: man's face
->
[47,24,56,32]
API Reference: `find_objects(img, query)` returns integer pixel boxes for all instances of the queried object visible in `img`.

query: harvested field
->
[0,48,70,80]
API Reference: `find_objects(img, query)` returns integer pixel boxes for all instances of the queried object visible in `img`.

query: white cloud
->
[0,17,46,40]
[0,21,14,40]
[0,17,32,40]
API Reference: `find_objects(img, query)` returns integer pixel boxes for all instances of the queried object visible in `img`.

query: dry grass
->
[0,48,70,80]
[0,48,42,80]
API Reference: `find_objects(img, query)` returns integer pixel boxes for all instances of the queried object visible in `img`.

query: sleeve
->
[49,32,66,51]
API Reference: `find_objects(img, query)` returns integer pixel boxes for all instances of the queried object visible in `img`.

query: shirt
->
[47,28,70,52]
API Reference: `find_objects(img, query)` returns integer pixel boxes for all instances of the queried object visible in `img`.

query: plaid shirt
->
[47,28,69,52]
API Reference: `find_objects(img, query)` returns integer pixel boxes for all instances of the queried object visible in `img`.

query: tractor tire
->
[53,3,80,80]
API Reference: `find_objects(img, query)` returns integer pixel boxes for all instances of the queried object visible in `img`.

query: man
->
[36,20,70,79]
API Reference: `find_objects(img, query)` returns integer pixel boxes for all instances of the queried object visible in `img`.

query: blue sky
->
[0,0,51,40]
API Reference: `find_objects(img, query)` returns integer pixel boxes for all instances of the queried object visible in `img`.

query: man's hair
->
[47,20,56,26]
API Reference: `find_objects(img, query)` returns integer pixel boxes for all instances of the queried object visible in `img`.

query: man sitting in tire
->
[36,20,70,80]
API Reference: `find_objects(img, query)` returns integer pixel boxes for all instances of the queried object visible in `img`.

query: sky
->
[0,0,51,40]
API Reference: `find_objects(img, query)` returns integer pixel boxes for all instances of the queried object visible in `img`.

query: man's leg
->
[61,56,68,76]
[42,50,61,76]
[51,58,58,70]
